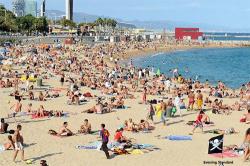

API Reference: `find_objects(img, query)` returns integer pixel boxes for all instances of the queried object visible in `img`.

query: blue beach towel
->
[165,135,192,141]
[76,145,97,150]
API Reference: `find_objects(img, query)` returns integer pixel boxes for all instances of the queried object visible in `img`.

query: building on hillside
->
[24,0,37,17]
[175,28,203,40]
[65,0,73,21]
[12,0,25,17]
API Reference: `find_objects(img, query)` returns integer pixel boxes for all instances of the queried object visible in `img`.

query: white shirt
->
[174,96,181,107]
[165,80,171,88]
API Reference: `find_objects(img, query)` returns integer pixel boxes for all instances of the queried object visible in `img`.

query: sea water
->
[132,47,250,89]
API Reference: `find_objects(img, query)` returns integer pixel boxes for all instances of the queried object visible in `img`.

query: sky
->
[1,0,250,29]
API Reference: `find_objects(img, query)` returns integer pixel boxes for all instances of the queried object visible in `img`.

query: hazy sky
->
[2,0,250,28]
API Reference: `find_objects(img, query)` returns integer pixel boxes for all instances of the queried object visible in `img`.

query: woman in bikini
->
[243,128,250,162]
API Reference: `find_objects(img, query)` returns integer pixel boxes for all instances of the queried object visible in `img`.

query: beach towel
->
[129,149,144,155]
[76,145,97,150]
[89,130,100,135]
[132,144,154,149]
[76,141,121,150]
[31,114,49,119]
[209,150,240,158]
[165,135,192,141]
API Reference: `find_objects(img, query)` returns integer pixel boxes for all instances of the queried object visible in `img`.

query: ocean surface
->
[132,47,250,89]
[204,32,250,41]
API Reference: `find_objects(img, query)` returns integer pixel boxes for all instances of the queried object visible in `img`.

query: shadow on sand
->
[30,152,63,162]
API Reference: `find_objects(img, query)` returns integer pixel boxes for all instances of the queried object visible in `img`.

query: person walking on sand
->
[13,124,25,162]
[196,90,203,110]
[9,98,22,122]
[189,110,209,135]
[100,124,110,159]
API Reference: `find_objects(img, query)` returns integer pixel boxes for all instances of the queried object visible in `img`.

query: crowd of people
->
[0,40,250,164]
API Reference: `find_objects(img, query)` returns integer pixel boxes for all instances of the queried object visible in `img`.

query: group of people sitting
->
[123,118,153,132]
[49,120,92,137]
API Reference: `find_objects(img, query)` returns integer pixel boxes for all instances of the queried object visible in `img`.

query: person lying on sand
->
[57,122,73,136]
[78,119,91,134]
[204,127,238,135]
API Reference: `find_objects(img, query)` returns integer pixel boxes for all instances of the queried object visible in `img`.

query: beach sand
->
[0,42,249,166]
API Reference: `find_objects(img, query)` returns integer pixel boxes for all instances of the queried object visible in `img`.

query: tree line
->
[0,6,117,35]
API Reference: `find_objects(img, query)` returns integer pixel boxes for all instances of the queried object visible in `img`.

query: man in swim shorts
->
[13,124,25,162]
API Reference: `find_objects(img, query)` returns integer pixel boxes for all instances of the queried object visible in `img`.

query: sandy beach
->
[0,41,250,166]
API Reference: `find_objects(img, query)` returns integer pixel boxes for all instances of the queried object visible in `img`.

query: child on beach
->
[189,110,209,135]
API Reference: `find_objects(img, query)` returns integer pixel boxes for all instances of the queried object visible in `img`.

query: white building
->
[40,0,45,17]
[65,0,73,20]
[12,0,25,17]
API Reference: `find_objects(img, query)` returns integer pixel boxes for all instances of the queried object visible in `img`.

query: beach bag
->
[171,107,177,116]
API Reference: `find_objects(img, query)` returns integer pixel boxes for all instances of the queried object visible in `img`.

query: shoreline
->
[112,42,249,61]
[108,42,249,90]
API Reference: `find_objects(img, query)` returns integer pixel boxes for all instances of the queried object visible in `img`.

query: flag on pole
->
[208,135,224,154]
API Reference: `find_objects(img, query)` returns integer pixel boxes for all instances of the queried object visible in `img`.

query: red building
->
[175,28,203,40]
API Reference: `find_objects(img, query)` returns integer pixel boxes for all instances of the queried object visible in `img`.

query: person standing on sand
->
[10,98,22,121]
[196,90,203,110]
[13,124,25,162]
[60,73,65,87]
[160,99,167,125]
[147,103,155,122]
[100,124,110,159]
[142,87,147,104]
[189,110,209,135]
[188,90,195,111]
[174,94,182,117]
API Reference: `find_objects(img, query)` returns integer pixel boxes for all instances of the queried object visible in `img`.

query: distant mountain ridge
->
[46,10,250,32]
[46,10,136,29]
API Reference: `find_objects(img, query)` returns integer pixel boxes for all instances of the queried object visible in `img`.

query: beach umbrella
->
[156,68,161,76]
